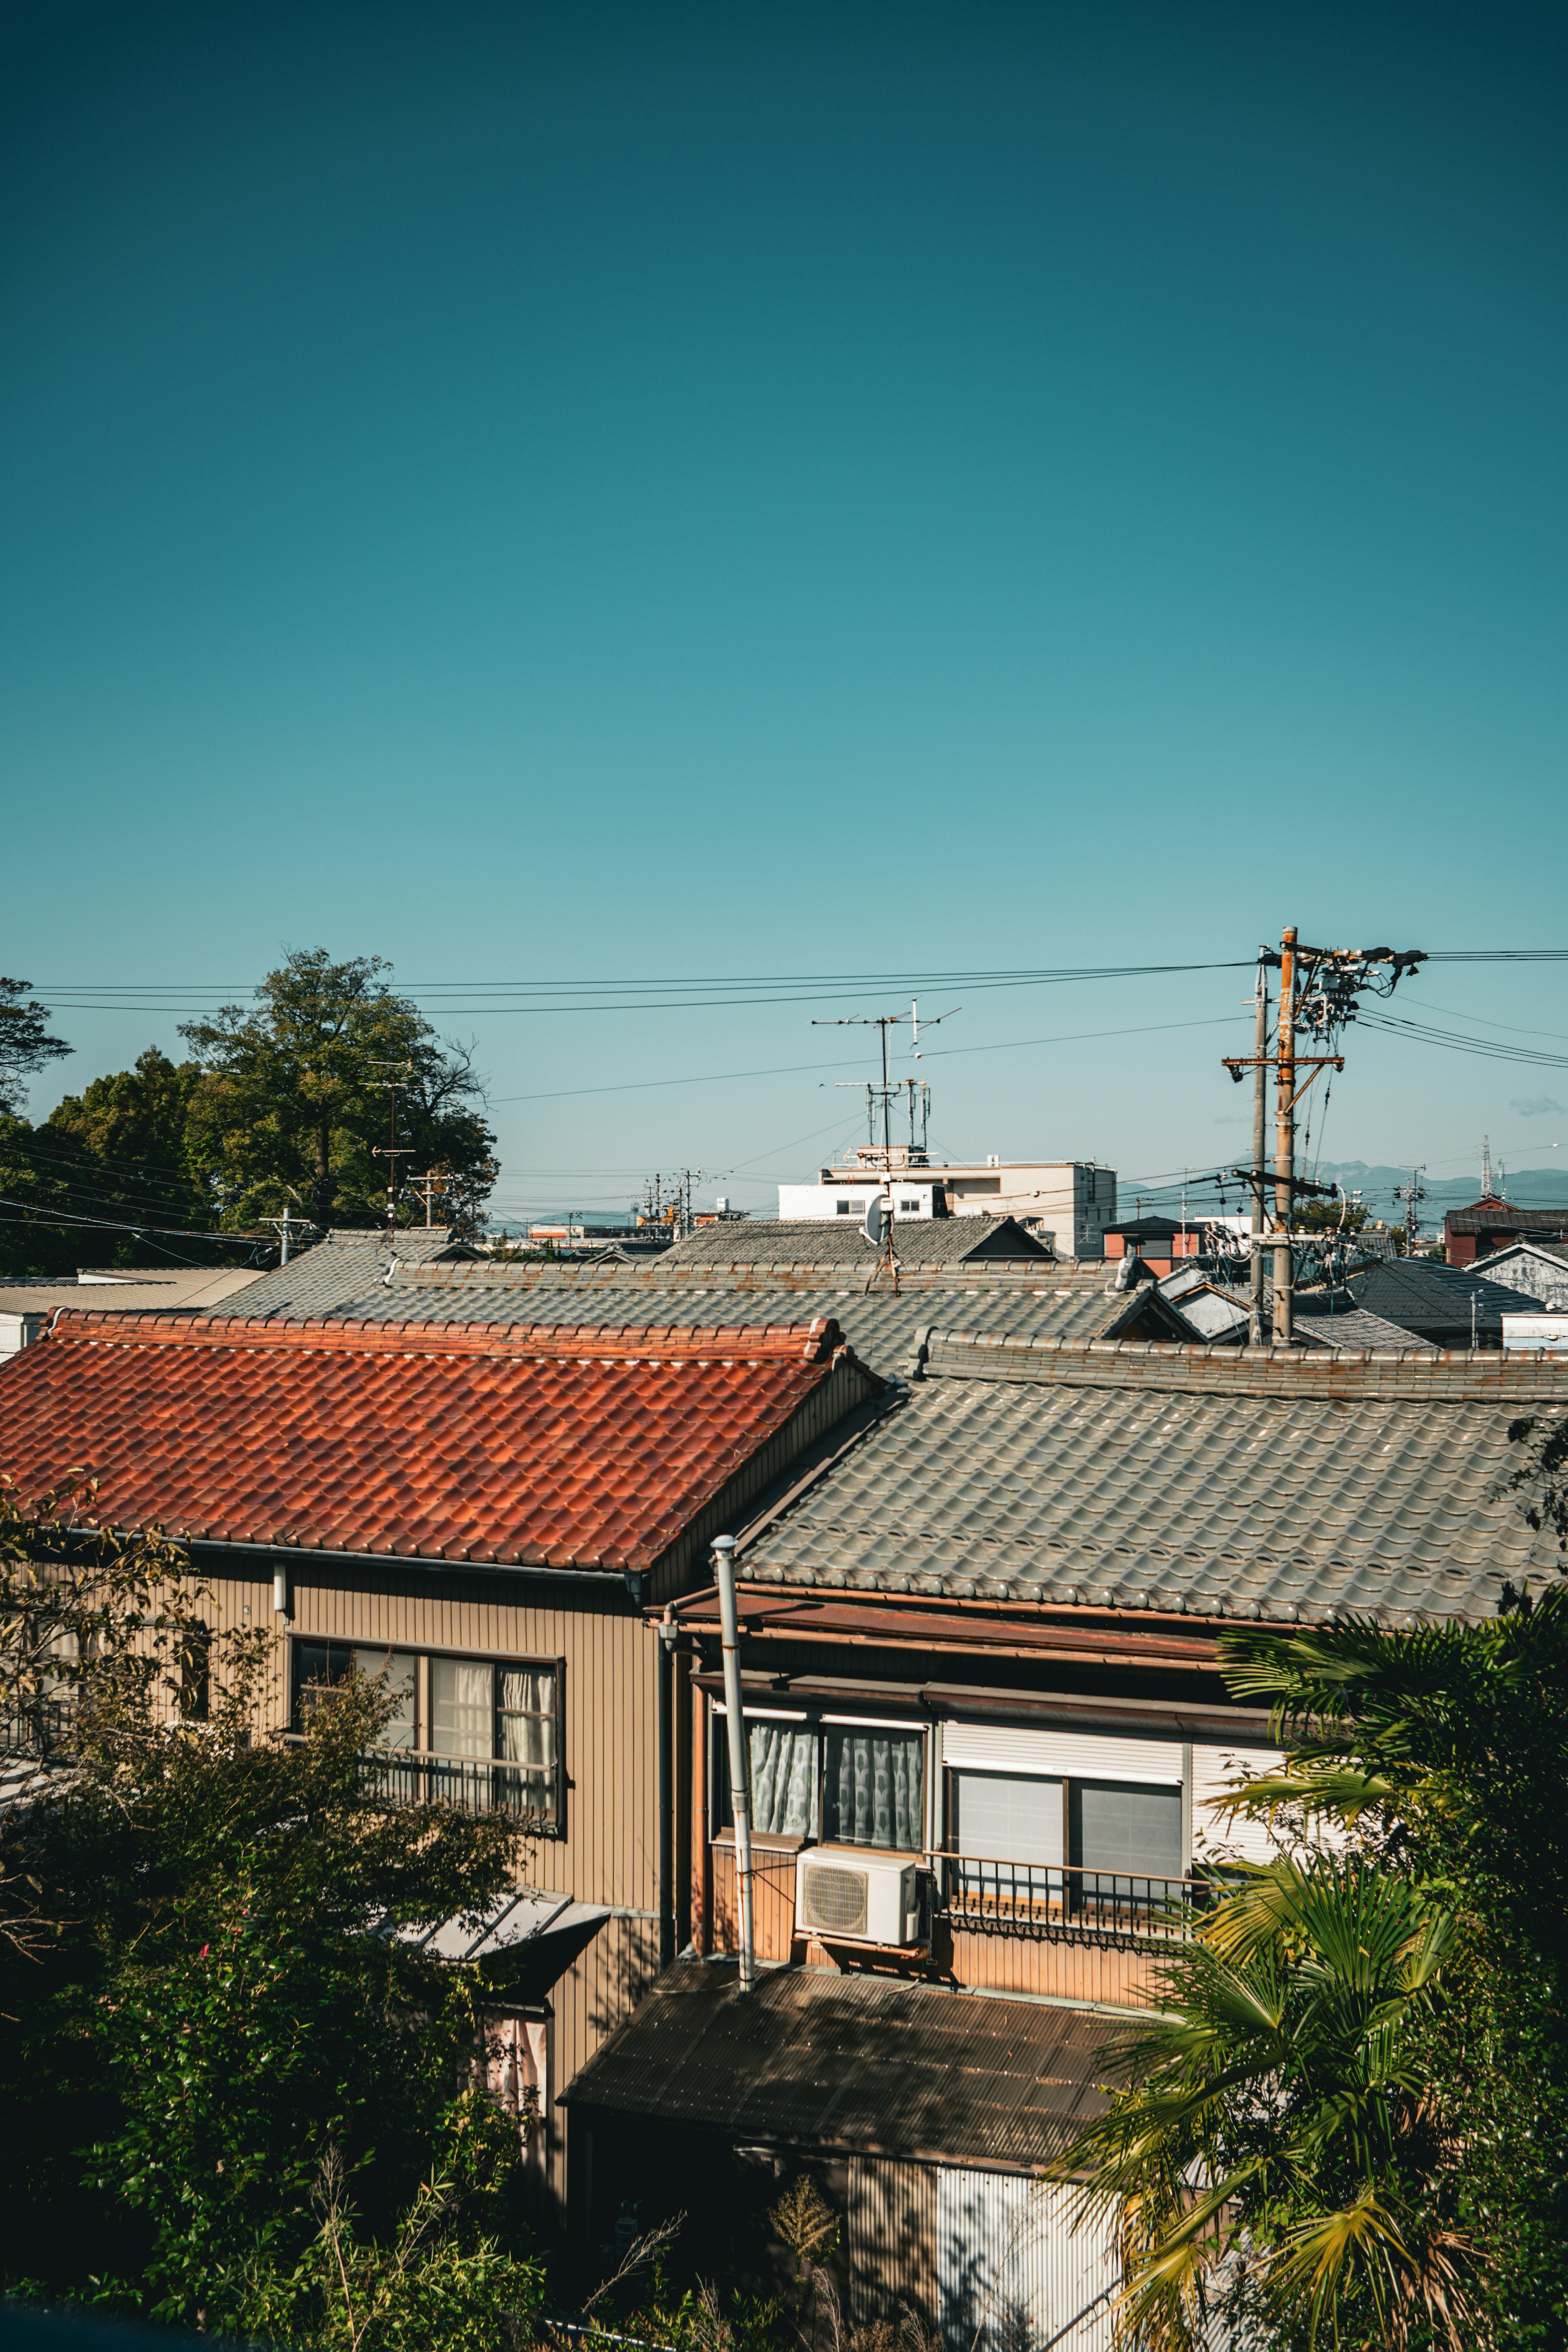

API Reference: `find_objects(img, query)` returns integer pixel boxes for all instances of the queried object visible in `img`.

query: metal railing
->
[931,1850,1199,1943]
[276,1734,559,1830]
[0,1695,73,1761]
[356,1744,556,1823]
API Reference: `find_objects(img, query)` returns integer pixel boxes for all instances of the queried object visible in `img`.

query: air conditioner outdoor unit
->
[795,1848,923,1947]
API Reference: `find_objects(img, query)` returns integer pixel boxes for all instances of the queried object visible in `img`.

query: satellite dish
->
[862,1195,887,1245]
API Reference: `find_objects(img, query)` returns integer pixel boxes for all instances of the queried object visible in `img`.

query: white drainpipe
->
[712,1535,756,1995]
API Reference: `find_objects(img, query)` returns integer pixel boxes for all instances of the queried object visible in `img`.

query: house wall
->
[195,1555,667,2224]
[694,1688,1287,2013]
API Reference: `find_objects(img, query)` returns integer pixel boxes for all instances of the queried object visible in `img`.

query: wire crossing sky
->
[3,2,1566,1223]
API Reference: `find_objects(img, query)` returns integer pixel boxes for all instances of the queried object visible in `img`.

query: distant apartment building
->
[778,1149,1116,1259]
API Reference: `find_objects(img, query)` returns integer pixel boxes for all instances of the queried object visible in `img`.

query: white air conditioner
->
[795,1848,923,1947]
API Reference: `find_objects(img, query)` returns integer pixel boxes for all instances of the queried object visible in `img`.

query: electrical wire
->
[493,1013,1246,1106]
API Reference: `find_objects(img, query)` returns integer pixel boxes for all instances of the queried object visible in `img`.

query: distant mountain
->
[1312,1163,1568,1218]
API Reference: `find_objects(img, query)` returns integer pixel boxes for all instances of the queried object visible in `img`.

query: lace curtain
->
[749,1723,819,1837]
[732,1722,926,1852]
[823,1730,924,1852]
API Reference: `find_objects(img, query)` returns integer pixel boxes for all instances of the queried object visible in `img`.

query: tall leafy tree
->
[0,979,71,1117]
[180,949,497,1232]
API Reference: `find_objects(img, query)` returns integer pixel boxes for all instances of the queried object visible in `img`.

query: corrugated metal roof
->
[0,1312,856,1571]
[562,1959,1111,2167]
[739,1334,1568,1623]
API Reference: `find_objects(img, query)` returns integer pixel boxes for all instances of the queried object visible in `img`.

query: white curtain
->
[431,1659,493,1758]
[824,1731,924,1851]
[749,1723,819,1837]
[498,1666,555,1768]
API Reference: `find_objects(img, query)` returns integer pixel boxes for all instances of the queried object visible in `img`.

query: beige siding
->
[197,1558,664,2228]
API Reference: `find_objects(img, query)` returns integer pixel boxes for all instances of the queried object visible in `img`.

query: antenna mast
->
[813,999,958,1170]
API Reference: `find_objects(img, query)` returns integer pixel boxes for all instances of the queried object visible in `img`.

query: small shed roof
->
[562,1958,1112,2169]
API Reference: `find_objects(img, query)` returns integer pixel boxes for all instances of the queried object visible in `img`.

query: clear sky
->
[3,0,1566,1225]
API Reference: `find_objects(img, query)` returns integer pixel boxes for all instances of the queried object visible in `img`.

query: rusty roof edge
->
[39,1309,843,1359]
[193,1535,633,1586]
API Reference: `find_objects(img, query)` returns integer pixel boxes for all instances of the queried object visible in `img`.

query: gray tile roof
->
[201,1227,471,1319]
[561,1957,1110,2167]
[738,1332,1568,1624]
[1292,1301,1428,1351]
[1348,1257,1542,1340]
[318,1264,1125,1374]
[659,1216,1054,1272]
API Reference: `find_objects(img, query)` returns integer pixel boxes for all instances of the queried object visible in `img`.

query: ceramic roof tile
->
[739,1334,1568,1623]
[0,1312,857,1572]
[659,1216,1054,1270]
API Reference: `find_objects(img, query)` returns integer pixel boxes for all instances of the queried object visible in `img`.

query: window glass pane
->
[353,1647,416,1748]
[822,1729,924,1851]
[951,1773,1062,1868]
[749,1724,819,1838]
[294,1639,354,1718]
[498,1668,557,1771]
[431,1658,494,1759]
[1070,1782,1183,1882]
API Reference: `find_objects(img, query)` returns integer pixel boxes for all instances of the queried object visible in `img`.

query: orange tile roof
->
[0,1312,860,1572]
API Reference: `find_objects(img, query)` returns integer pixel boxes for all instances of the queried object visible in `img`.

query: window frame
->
[288,1635,566,1835]
[709,1700,930,1857]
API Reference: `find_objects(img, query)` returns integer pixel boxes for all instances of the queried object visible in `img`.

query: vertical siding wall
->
[934,2169,1116,2352]
[706,1844,1173,2009]
[198,1558,663,2219]
[847,2160,1117,2352]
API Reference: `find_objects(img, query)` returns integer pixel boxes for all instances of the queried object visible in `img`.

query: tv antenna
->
[370,1060,415,1241]
[813,1000,958,1168]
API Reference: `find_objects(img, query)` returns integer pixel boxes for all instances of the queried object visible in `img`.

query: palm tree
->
[1052,1849,1478,2351]
[1049,1588,1568,2350]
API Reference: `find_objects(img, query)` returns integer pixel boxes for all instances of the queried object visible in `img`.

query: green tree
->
[0,979,71,1116]
[1056,1591,1568,2351]
[180,949,498,1233]
[21,1048,215,1269]
[1293,1197,1370,1233]
[0,1478,542,2335]
[0,1113,82,1277]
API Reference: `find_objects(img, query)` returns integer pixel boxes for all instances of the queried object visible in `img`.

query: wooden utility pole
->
[1274,927,1298,1342]
[1249,951,1270,1345]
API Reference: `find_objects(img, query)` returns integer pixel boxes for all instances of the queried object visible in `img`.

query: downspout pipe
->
[656,1606,675,1971]
[712,1535,756,1995]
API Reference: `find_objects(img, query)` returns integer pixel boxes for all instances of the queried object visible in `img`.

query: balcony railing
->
[0,1696,73,1761]
[931,1850,1200,1944]
[359,1745,555,1823]
[278,1735,559,1831]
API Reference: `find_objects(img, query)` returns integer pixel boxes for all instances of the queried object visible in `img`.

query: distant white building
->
[778,1152,1116,1259]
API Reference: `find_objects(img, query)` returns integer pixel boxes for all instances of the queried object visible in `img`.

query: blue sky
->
[3,0,1566,1224]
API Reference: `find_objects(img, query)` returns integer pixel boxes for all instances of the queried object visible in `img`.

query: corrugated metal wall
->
[848,2156,938,2325]
[1191,1742,1285,1868]
[934,2167,1117,2352]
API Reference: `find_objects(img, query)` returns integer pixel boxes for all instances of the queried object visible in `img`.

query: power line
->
[492,1013,1246,1107]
